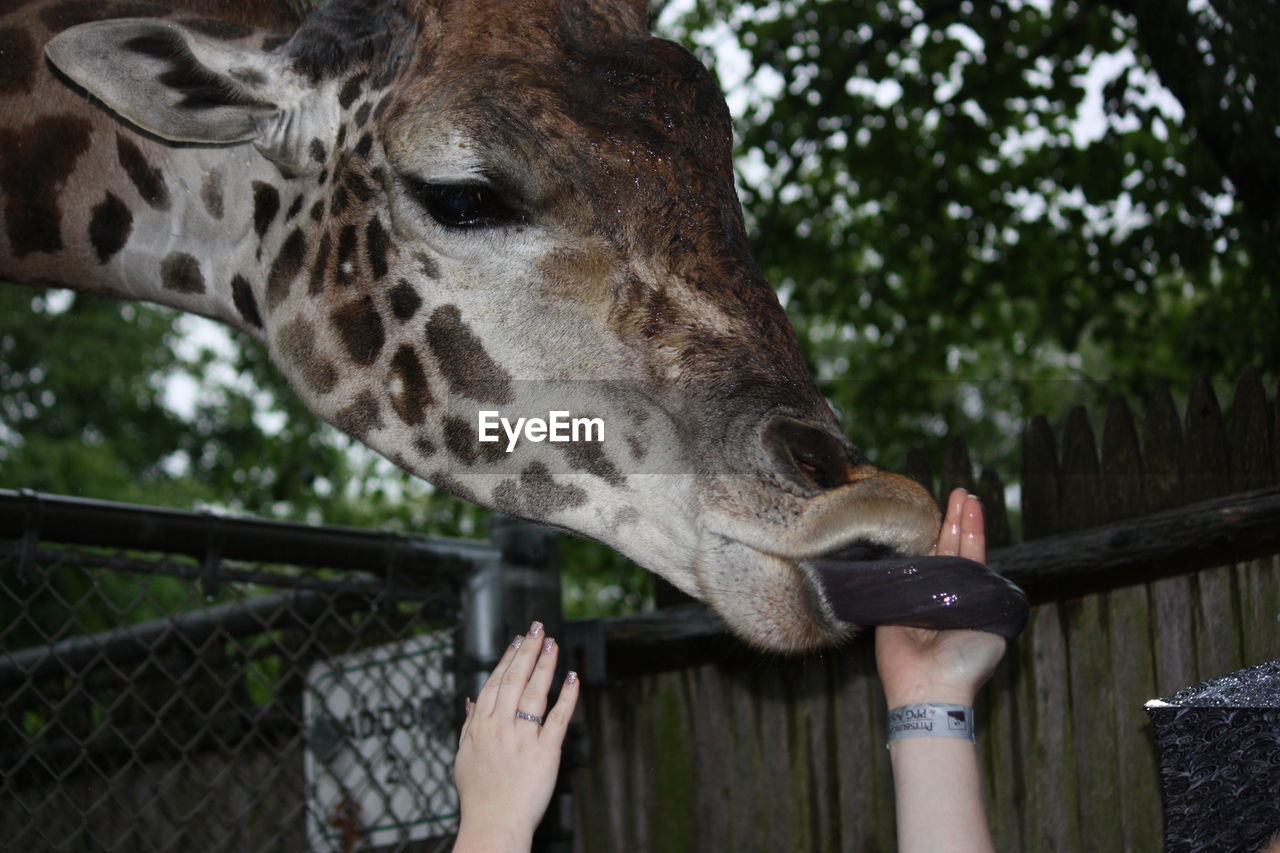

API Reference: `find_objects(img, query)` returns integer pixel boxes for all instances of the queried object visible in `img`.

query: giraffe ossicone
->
[1,0,1011,652]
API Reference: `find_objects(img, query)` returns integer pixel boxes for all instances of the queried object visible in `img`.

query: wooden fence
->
[569,369,1280,852]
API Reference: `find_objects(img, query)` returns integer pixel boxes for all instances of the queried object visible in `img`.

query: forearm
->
[888,727,995,853]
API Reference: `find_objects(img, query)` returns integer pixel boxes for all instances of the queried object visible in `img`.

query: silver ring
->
[515,709,543,725]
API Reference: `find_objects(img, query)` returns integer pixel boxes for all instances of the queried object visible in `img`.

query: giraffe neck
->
[0,0,325,338]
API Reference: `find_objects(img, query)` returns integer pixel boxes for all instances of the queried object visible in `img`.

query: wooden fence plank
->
[1229,365,1276,491]
[1143,382,1183,512]
[1060,405,1104,533]
[1101,394,1146,519]
[977,650,1024,852]
[832,646,892,852]
[1191,565,1244,683]
[903,445,935,502]
[941,435,978,502]
[1022,415,1060,540]
[1150,573,1198,697]
[1181,375,1232,504]
[1023,602,1079,850]
[1237,555,1280,668]
[1064,593,1119,850]
[1107,583,1162,851]
[977,468,1012,549]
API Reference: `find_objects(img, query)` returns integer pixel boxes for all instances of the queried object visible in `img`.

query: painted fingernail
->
[528,620,544,638]
[542,636,555,654]
[511,634,524,649]
[566,671,578,685]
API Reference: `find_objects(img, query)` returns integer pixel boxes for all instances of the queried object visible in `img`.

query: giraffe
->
[0,0,1024,652]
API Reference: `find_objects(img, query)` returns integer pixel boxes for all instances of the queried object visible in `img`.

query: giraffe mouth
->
[797,543,1029,640]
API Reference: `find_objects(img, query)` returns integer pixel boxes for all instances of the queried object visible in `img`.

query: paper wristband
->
[886,703,976,745]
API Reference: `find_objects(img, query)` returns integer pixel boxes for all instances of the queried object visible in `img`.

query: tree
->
[662,0,1278,474]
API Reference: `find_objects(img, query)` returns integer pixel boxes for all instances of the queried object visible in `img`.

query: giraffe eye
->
[400,175,523,230]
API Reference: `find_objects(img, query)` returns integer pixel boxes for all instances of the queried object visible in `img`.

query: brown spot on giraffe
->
[387,279,421,321]
[443,414,505,466]
[0,114,92,257]
[333,389,384,439]
[160,251,204,294]
[425,304,514,405]
[329,294,384,366]
[309,231,331,295]
[387,344,430,425]
[201,170,224,219]
[116,133,169,210]
[231,274,262,329]
[365,216,389,278]
[334,223,358,284]
[493,462,588,517]
[266,227,305,310]
[0,27,38,96]
[558,439,625,486]
[338,73,366,109]
[87,191,132,263]
[277,316,337,394]
[252,181,280,239]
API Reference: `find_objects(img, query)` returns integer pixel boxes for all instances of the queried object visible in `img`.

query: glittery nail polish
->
[543,636,554,654]
[511,634,523,649]
[529,620,544,638]
[566,671,578,685]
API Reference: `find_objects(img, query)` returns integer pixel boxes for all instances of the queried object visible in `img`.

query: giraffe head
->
[42,0,941,651]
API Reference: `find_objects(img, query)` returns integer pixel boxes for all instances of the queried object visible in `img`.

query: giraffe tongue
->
[803,548,1029,640]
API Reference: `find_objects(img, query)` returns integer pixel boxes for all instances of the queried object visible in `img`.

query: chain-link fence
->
[0,490,562,853]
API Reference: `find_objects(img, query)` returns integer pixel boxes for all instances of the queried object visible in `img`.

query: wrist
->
[453,817,532,853]
[884,686,977,709]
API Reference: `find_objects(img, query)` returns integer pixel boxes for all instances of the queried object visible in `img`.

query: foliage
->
[661,0,1278,473]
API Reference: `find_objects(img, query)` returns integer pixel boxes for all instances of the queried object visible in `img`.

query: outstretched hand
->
[875,489,1008,708]
[452,621,579,853]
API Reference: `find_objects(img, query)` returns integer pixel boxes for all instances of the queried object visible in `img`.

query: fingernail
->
[528,620,544,638]
[542,636,555,654]
[511,634,524,649]
[566,671,578,685]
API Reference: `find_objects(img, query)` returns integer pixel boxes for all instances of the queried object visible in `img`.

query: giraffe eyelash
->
[398,174,525,231]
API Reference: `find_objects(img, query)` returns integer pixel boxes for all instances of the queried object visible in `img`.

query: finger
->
[933,488,968,556]
[541,670,580,745]
[958,494,986,563]
[476,633,524,716]
[458,697,475,745]
[518,635,560,720]
[494,620,545,717]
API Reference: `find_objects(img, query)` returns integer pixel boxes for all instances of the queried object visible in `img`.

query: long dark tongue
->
[803,549,1029,640]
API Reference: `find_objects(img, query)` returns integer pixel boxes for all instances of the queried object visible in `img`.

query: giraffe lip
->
[800,551,1030,640]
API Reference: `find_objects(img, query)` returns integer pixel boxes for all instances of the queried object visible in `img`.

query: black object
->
[804,551,1030,640]
[1145,660,1280,853]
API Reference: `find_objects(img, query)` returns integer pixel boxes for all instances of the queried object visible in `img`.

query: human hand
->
[452,621,579,853]
[875,489,1008,708]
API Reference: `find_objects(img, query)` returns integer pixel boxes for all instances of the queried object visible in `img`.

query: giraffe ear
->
[46,19,291,145]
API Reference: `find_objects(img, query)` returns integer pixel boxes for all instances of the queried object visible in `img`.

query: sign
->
[304,631,458,851]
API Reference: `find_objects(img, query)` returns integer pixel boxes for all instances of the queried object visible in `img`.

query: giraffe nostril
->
[763,416,864,492]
